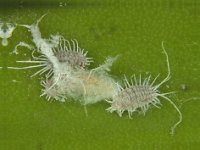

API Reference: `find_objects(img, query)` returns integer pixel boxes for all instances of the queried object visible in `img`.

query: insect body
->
[10,37,92,79]
[107,42,182,135]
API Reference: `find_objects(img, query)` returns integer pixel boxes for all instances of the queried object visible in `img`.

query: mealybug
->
[9,36,92,79]
[52,36,93,69]
[8,14,92,79]
[106,42,182,135]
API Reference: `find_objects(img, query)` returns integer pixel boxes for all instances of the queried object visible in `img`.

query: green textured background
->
[0,0,200,149]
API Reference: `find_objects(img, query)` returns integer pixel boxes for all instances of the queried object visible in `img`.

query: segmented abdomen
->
[55,51,88,68]
[112,85,156,110]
